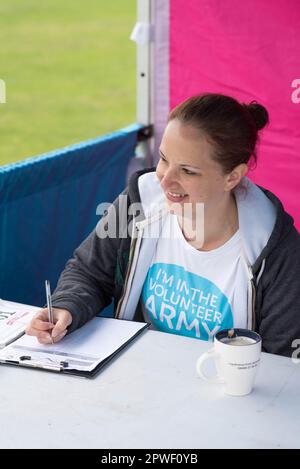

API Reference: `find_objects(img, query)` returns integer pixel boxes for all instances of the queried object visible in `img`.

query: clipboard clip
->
[19,355,69,371]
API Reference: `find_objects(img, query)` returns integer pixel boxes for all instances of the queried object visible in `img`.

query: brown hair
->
[168,93,269,173]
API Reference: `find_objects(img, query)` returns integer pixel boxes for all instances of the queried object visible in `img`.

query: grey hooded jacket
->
[51,168,300,358]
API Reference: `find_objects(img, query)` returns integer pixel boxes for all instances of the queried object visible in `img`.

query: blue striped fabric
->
[0,124,142,309]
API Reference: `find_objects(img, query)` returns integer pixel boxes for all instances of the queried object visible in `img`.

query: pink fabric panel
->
[170,0,300,230]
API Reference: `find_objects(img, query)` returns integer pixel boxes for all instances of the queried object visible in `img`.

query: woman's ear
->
[225,164,248,191]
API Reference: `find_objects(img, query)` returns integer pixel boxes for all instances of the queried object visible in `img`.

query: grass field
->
[0,0,136,166]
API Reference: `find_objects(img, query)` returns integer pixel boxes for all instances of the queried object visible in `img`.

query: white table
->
[0,329,299,449]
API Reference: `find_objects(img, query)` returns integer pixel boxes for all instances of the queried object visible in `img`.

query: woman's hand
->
[25,307,73,344]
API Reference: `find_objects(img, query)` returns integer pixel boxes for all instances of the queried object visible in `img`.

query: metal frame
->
[134,0,154,167]
[130,0,170,172]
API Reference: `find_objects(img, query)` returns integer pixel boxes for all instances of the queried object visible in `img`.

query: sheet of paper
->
[0,299,40,348]
[0,317,148,372]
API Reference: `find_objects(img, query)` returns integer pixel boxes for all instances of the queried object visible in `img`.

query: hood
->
[128,168,295,272]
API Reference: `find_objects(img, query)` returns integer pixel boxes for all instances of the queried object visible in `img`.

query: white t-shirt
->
[141,213,249,342]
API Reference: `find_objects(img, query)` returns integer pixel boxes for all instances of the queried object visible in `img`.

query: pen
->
[45,280,54,343]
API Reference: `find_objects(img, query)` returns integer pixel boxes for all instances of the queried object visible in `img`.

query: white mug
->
[196,328,262,396]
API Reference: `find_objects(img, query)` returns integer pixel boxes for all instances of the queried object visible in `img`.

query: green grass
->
[0,0,136,165]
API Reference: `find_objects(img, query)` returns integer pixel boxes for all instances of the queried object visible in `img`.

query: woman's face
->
[156,119,231,216]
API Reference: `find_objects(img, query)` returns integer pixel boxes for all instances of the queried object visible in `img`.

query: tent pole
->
[129,0,154,172]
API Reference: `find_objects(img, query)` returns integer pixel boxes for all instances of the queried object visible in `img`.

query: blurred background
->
[0,0,136,166]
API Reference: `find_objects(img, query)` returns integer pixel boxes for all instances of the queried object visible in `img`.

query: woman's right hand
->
[25,307,73,344]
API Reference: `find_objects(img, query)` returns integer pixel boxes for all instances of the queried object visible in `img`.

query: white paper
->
[0,299,40,348]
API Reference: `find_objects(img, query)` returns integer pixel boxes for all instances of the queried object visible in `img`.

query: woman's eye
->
[160,156,167,163]
[159,157,197,175]
[183,168,196,175]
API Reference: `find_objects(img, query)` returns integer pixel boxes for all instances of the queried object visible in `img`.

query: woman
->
[26,93,300,357]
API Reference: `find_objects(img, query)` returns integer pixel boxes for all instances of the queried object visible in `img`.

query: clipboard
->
[0,316,150,378]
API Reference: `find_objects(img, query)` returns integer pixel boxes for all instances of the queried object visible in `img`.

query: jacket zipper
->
[247,265,257,331]
[115,223,143,319]
[250,278,257,331]
[115,210,166,319]
[254,259,266,330]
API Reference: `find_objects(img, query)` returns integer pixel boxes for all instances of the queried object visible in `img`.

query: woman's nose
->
[160,167,178,187]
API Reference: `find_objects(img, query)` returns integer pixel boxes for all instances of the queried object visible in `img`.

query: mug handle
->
[196,348,224,384]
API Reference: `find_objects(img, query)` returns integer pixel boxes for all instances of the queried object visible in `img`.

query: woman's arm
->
[51,190,130,333]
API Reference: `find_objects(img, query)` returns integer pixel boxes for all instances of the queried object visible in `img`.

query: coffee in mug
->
[220,336,256,346]
[196,328,262,396]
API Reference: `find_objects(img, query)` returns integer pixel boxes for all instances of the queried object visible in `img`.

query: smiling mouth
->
[166,191,188,201]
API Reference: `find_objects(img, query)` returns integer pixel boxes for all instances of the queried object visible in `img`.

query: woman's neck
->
[178,194,239,251]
